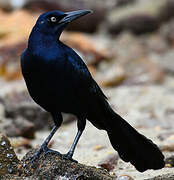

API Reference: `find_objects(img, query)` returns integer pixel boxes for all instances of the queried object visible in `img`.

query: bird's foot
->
[26,146,44,163]
[62,152,78,163]
[42,147,62,158]
[27,144,61,163]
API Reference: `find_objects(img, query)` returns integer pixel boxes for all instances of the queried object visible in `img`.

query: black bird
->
[21,9,165,172]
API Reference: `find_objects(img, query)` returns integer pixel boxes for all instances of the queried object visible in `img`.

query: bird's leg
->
[31,125,60,161]
[29,113,63,162]
[63,130,82,162]
[62,117,86,163]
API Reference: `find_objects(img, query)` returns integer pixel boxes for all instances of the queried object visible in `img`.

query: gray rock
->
[116,0,136,7]
[108,14,159,35]
[158,0,174,22]
[165,155,174,167]
[5,148,114,180]
[116,175,134,180]
[21,149,113,179]
[106,0,167,35]
[0,134,19,177]
[3,117,35,139]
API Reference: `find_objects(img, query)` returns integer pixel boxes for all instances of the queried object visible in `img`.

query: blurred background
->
[0,0,174,178]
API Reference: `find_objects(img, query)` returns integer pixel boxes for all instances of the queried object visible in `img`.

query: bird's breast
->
[22,55,79,113]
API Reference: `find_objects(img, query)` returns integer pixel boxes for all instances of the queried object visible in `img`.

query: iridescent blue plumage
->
[21,10,164,171]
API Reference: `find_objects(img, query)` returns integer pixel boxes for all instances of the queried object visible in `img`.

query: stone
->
[158,0,174,22]
[158,132,174,141]
[107,0,166,35]
[93,145,106,151]
[98,153,119,171]
[116,175,134,180]
[116,0,136,7]
[10,148,113,180]
[108,14,159,35]
[0,134,19,176]
[4,117,35,139]
[165,155,174,167]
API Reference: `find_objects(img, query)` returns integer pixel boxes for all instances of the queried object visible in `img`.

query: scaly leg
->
[29,113,63,162]
[62,117,86,162]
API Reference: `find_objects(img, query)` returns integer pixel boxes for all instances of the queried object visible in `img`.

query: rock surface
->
[107,0,174,35]
[2,148,114,180]
[0,134,19,177]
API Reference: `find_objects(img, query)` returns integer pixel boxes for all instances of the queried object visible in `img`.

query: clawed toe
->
[27,144,62,163]
[62,153,78,163]
[43,148,62,158]
[27,149,42,163]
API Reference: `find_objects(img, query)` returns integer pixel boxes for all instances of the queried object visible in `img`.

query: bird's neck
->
[28,26,59,53]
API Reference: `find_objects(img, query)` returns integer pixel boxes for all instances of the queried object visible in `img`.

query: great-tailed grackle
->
[21,9,165,172]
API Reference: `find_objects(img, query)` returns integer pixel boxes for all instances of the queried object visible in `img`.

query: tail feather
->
[106,108,165,172]
[88,99,165,172]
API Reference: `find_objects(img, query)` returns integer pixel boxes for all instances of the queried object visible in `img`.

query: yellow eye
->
[50,16,57,22]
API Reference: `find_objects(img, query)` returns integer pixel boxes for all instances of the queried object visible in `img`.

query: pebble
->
[98,153,119,171]
[165,155,174,167]
[93,145,106,151]
[116,175,134,180]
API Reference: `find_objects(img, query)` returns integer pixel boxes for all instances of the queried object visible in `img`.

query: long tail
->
[88,100,165,172]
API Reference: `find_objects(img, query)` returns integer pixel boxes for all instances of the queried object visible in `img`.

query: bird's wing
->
[66,49,107,100]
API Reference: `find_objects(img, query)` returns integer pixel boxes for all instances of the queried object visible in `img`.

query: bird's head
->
[34,10,92,37]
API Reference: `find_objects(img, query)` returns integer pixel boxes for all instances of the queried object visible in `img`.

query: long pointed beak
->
[59,10,92,24]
